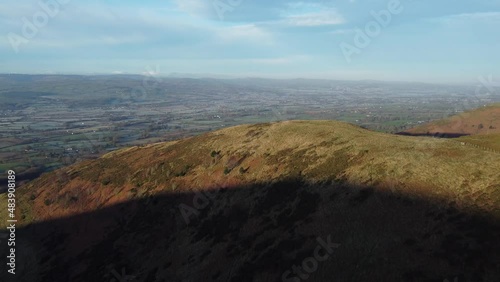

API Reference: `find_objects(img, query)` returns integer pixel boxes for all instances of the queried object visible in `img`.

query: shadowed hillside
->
[2,180,500,282]
[1,120,500,281]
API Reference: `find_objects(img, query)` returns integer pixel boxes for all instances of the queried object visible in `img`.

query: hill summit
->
[2,120,500,282]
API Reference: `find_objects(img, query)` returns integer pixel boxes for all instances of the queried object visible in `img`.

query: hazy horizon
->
[0,72,485,86]
[2,0,499,84]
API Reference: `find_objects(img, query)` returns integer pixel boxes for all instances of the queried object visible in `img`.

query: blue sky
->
[1,0,499,83]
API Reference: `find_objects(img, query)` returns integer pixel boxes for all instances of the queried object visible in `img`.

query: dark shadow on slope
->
[397,132,470,139]
[0,168,47,194]
[1,179,500,282]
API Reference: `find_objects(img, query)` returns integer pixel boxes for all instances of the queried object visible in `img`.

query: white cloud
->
[431,12,500,24]
[286,11,345,26]
[215,24,274,44]
[329,28,355,35]
[448,12,500,20]
[173,0,213,18]
[281,2,345,26]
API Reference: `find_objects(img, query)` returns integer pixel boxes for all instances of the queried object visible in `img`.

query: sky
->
[1,0,499,83]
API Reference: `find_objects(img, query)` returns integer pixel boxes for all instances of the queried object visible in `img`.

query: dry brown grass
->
[1,120,500,282]
[405,103,500,135]
[457,133,500,151]
[3,119,499,229]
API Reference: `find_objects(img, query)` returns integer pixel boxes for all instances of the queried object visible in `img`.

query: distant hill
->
[2,120,500,281]
[403,103,500,136]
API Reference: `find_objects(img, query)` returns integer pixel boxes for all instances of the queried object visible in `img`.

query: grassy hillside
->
[457,133,500,152]
[1,120,500,281]
[404,103,500,136]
